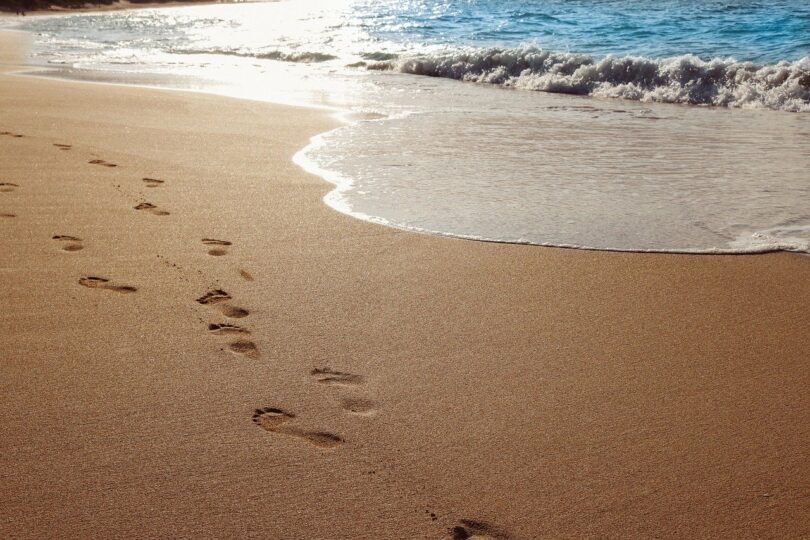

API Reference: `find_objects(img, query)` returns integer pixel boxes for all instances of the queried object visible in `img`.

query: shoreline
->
[1,27,810,539]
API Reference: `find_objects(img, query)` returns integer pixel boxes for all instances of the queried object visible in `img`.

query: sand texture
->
[1,31,809,539]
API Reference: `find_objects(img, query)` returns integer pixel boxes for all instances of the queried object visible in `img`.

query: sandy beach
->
[1,28,809,539]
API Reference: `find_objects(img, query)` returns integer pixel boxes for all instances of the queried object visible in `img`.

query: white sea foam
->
[368,47,810,112]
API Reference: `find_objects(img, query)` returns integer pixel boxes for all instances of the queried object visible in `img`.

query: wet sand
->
[1,30,809,539]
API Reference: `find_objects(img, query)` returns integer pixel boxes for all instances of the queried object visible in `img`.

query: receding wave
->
[173,48,338,63]
[367,47,810,112]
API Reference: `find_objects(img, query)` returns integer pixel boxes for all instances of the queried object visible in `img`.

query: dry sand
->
[1,30,809,539]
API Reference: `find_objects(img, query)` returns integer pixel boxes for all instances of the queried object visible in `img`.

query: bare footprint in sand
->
[252,407,343,449]
[53,143,72,151]
[221,305,249,318]
[52,235,83,252]
[239,269,254,281]
[78,276,137,294]
[88,159,117,168]
[228,339,259,358]
[142,177,164,188]
[208,323,250,335]
[450,520,511,540]
[134,202,170,216]
[0,183,19,193]
[252,407,294,431]
[202,238,231,256]
[197,289,231,304]
[197,289,250,319]
[341,397,377,416]
[311,367,364,386]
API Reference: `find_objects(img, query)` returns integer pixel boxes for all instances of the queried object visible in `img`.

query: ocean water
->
[9,0,810,253]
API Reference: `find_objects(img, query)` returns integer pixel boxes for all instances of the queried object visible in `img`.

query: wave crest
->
[367,47,810,112]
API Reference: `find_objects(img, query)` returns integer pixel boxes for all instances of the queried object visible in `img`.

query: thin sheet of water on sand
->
[301,75,810,254]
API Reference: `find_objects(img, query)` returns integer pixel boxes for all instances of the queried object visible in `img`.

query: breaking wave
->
[367,47,810,112]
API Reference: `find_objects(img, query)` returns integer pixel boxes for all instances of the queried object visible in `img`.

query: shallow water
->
[299,80,810,253]
[9,0,810,253]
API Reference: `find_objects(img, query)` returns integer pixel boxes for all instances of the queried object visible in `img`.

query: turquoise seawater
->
[353,0,810,63]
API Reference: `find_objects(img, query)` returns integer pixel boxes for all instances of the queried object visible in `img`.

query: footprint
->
[311,367,364,386]
[239,269,254,281]
[142,177,164,188]
[228,340,259,358]
[0,183,19,193]
[450,520,510,540]
[208,323,249,335]
[197,289,232,305]
[197,289,249,318]
[0,131,23,138]
[202,238,231,246]
[252,407,295,431]
[134,202,170,216]
[52,235,83,252]
[291,430,344,449]
[78,276,137,294]
[341,397,377,416]
[221,305,249,318]
[252,407,343,449]
[202,238,231,256]
[88,159,117,168]
[53,143,72,151]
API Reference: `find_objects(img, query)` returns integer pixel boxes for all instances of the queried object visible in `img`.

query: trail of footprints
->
[30,141,377,433]
[11,135,496,536]
[3,132,501,537]
[3,135,379,452]
[193,234,376,447]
